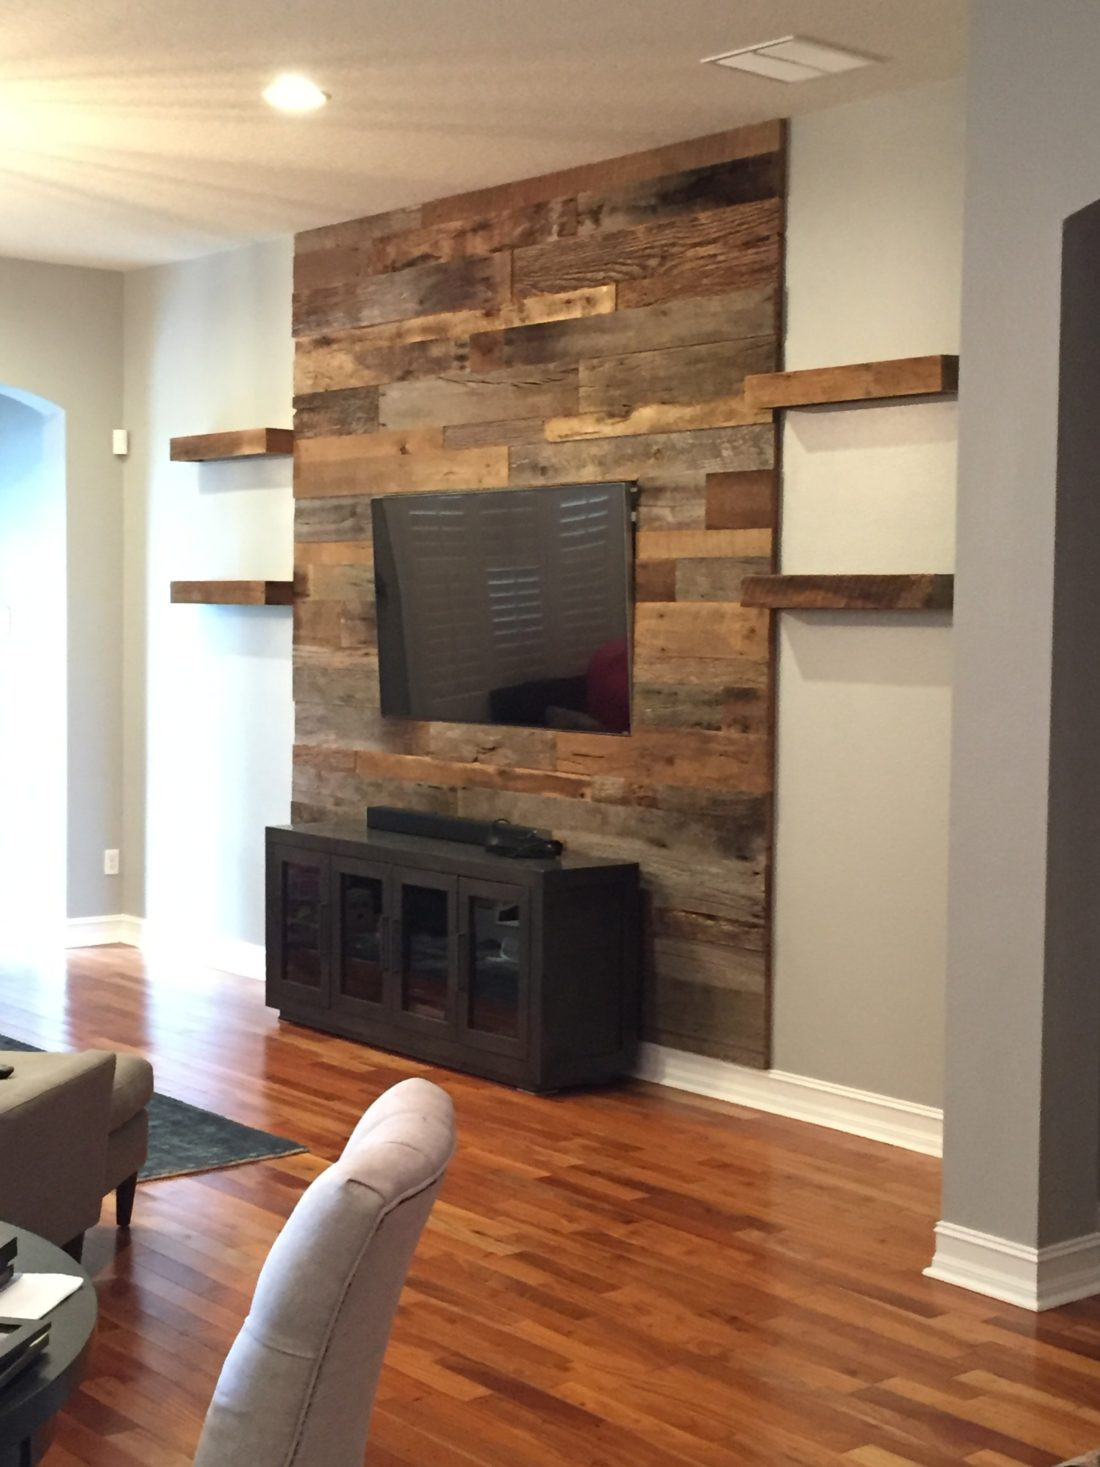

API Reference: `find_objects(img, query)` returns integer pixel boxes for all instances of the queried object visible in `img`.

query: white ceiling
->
[0,1,967,271]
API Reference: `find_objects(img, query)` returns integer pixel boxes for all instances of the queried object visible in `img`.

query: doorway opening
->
[0,388,66,953]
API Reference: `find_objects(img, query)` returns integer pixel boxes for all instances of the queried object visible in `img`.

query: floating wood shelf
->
[170,580,295,606]
[169,428,295,462]
[741,574,954,612]
[743,355,959,411]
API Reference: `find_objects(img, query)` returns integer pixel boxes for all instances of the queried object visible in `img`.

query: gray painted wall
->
[0,258,124,920]
[122,239,293,960]
[942,0,1100,1246]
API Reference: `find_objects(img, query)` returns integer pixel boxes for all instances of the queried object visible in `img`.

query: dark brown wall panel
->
[292,122,786,1068]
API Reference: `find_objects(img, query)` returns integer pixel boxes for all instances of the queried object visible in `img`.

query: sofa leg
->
[116,1173,138,1229]
[62,1233,84,1263]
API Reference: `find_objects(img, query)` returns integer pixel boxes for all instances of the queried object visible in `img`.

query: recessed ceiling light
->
[703,35,878,83]
[263,74,330,113]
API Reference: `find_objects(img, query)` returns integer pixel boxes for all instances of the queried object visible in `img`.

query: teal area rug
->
[0,1035,306,1181]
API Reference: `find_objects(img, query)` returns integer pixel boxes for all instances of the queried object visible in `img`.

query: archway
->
[0,388,66,952]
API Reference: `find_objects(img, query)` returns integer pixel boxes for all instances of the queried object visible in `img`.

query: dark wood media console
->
[265,824,641,1091]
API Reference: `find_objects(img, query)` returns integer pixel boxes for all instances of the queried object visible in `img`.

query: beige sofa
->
[0,1048,154,1254]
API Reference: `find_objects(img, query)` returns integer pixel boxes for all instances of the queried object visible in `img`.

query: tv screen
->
[372,481,634,735]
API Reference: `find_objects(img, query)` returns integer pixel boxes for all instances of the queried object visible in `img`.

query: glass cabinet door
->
[331,859,389,1019]
[458,879,528,1057]
[269,848,330,1007]
[394,873,457,1028]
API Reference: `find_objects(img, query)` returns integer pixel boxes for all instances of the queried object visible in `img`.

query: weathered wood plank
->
[169,429,293,461]
[369,196,578,274]
[295,442,509,499]
[293,386,379,438]
[636,528,773,560]
[293,252,511,337]
[294,599,375,649]
[676,556,772,602]
[443,417,548,450]
[635,479,707,529]
[296,286,615,362]
[556,729,771,794]
[379,365,578,430]
[470,286,777,372]
[546,393,769,443]
[351,749,592,800]
[743,355,960,410]
[294,496,375,543]
[634,562,677,602]
[415,120,784,226]
[513,200,781,303]
[705,469,777,529]
[296,560,375,602]
[294,540,376,566]
[634,602,770,661]
[294,332,474,396]
[741,574,955,612]
[576,153,782,236]
[578,338,775,416]
[510,424,774,489]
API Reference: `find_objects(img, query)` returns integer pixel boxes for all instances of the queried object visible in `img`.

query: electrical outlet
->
[103,849,120,876]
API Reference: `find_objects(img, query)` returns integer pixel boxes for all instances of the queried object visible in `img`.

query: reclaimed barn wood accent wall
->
[291,120,786,1068]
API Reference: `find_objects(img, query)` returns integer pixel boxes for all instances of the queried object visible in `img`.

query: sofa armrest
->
[0,1050,116,1246]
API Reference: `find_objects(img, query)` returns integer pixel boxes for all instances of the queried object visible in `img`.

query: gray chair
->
[0,1048,154,1254]
[193,1076,455,1467]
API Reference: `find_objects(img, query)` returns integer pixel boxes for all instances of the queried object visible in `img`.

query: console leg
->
[62,1233,84,1263]
[116,1173,138,1228]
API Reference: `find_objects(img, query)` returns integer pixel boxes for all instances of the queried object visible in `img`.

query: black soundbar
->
[366,806,554,848]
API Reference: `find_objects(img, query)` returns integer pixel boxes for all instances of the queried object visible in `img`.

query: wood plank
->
[578,338,775,416]
[416,119,784,225]
[471,285,777,372]
[546,393,768,443]
[509,424,774,489]
[295,443,509,499]
[294,496,375,543]
[293,251,511,336]
[705,470,777,529]
[555,728,771,794]
[636,529,773,560]
[633,562,677,602]
[169,580,294,606]
[676,556,772,602]
[379,365,578,431]
[743,355,960,410]
[169,428,293,461]
[740,574,955,612]
[369,197,578,274]
[293,386,379,438]
[295,286,615,361]
[634,602,770,661]
[513,200,781,304]
[576,152,782,236]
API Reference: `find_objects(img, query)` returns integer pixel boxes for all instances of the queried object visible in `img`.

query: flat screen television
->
[372,481,634,735]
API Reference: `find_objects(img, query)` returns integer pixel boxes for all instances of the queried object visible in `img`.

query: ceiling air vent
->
[703,36,878,83]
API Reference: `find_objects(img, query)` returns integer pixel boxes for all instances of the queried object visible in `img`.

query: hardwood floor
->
[2,947,1099,1466]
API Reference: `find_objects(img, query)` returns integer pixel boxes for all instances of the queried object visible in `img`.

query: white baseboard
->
[64,913,143,947]
[634,1042,943,1157]
[66,916,265,981]
[926,1220,1100,1310]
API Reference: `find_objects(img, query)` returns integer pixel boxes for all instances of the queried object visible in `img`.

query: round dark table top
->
[0,1226,96,1455]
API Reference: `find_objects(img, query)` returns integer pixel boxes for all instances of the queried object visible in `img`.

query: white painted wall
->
[122,239,294,972]
[0,258,124,922]
[770,80,963,1107]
